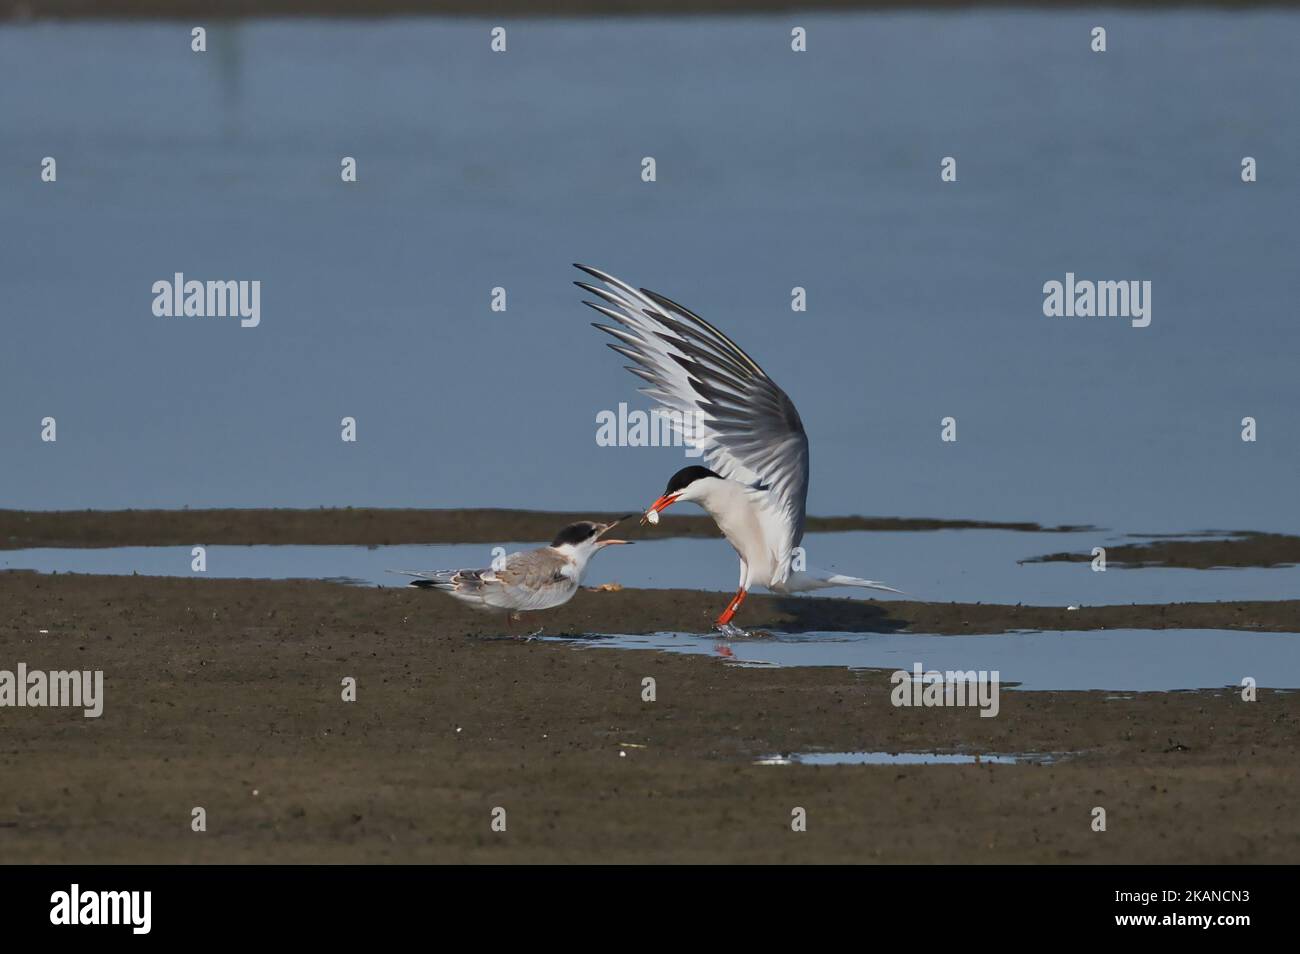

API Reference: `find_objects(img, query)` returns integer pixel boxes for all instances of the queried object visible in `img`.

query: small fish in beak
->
[639,493,679,526]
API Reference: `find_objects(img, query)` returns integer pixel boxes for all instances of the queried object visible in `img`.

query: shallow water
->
[4,528,1297,605]
[7,537,1296,690]
[549,628,1300,691]
[2,13,1299,535]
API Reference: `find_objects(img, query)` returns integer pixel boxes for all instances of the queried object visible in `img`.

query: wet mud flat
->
[5,509,1292,575]
[0,508,1086,550]
[2,572,1297,863]
[1028,531,1300,570]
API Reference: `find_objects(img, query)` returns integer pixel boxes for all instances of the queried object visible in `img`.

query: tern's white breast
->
[700,479,779,587]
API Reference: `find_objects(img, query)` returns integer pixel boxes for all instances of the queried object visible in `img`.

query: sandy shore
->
[1028,531,1300,570]
[2,571,1298,863]
[0,507,1087,550]
[5,507,1293,573]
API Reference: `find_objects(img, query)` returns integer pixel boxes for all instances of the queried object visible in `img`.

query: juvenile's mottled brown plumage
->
[393,517,634,631]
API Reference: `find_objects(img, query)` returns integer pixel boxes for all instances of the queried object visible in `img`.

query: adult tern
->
[576,265,899,636]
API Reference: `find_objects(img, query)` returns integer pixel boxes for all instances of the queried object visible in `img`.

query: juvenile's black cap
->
[550,521,601,548]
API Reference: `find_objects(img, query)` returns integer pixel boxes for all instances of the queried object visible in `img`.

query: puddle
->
[6,541,1299,692]
[549,629,1300,692]
[4,528,1300,605]
[755,751,1061,766]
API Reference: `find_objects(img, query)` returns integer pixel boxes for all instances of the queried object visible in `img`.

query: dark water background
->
[3,13,1298,533]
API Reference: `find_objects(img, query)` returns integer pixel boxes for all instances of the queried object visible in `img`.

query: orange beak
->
[640,494,680,526]
[596,514,636,547]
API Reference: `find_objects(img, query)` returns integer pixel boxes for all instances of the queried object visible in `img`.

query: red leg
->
[715,588,748,627]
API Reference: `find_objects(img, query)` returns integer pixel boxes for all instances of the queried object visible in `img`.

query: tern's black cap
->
[663,465,721,496]
[550,521,601,548]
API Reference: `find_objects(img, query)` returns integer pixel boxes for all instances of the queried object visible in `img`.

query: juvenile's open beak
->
[639,494,680,526]
[596,514,636,547]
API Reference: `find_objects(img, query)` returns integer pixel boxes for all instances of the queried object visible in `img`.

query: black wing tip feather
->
[590,325,623,348]
[583,302,621,325]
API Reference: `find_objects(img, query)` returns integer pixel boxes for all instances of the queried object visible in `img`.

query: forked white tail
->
[781,569,904,595]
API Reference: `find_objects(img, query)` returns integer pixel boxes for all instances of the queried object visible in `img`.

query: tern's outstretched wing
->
[576,264,810,583]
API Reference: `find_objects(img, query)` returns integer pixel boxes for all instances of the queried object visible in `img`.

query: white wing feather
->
[576,264,810,584]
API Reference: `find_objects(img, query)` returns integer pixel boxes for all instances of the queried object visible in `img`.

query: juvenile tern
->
[395,518,633,633]
[576,264,899,636]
